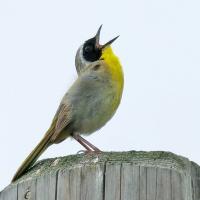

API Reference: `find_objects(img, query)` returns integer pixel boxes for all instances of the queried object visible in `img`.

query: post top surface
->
[12,150,192,185]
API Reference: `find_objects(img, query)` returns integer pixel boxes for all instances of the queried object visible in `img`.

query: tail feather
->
[11,127,55,182]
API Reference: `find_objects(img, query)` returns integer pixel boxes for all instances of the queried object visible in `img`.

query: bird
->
[12,25,124,182]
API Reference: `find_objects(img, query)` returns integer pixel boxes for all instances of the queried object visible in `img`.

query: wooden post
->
[0,151,200,200]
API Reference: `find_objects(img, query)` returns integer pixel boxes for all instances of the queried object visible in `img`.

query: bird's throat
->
[101,47,124,95]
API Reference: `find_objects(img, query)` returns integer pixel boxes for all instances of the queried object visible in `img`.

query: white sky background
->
[0,0,200,190]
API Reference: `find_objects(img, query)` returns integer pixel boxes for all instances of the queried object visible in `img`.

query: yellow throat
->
[101,46,124,93]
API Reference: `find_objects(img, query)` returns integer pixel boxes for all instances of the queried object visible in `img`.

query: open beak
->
[95,25,119,50]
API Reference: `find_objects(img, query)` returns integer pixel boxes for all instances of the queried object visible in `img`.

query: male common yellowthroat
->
[12,25,124,182]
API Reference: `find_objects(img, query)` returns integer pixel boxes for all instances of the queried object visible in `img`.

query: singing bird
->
[12,25,124,182]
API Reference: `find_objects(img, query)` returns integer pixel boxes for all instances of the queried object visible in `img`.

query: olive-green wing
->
[50,102,73,143]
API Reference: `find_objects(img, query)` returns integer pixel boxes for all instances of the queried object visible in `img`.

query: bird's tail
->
[11,125,55,182]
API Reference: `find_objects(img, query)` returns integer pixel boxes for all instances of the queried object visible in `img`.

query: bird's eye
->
[84,45,93,53]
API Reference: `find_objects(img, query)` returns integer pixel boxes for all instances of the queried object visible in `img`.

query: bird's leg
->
[72,133,102,152]
[72,133,93,152]
[78,134,102,152]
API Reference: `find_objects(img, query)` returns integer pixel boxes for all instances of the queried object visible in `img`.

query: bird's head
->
[75,25,119,75]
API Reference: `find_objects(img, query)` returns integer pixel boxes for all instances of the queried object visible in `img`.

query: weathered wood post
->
[0,151,200,200]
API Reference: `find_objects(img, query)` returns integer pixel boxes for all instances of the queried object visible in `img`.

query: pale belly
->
[71,87,121,134]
